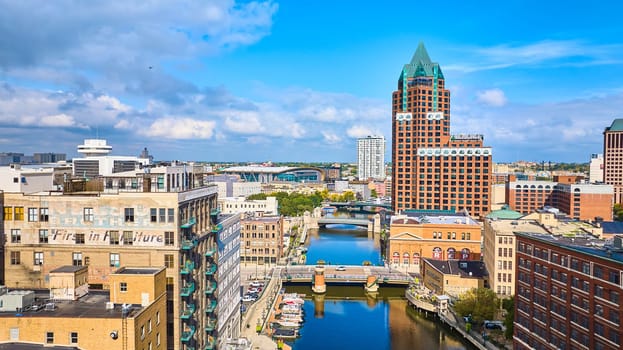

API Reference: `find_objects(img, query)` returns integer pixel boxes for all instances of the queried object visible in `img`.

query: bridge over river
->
[316,217,370,228]
[282,265,412,286]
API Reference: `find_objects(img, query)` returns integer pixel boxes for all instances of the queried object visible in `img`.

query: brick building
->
[604,119,623,204]
[505,175,613,220]
[1,169,240,350]
[388,210,481,274]
[514,232,623,349]
[391,42,492,218]
[240,213,284,268]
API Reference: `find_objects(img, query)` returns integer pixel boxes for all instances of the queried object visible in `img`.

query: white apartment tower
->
[357,135,386,180]
[589,153,604,183]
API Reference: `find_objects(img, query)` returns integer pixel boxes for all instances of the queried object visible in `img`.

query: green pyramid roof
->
[606,119,623,132]
[400,42,444,81]
[486,205,523,220]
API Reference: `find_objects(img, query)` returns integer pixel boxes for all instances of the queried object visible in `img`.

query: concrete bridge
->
[316,217,370,228]
[282,265,412,288]
[327,201,391,210]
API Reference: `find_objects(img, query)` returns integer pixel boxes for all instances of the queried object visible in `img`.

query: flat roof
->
[50,266,87,273]
[0,291,142,319]
[114,267,161,275]
[392,211,479,226]
[487,219,549,235]
[0,344,78,350]
[515,232,623,264]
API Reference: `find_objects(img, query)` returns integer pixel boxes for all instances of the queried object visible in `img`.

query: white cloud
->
[143,118,216,139]
[346,125,377,138]
[322,131,342,144]
[476,88,507,107]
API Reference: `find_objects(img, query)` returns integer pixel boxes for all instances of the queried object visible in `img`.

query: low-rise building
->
[421,259,488,297]
[0,165,54,193]
[218,196,278,215]
[240,213,284,268]
[388,210,482,274]
[0,267,167,350]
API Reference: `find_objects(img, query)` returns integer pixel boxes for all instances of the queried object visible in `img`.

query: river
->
[280,219,476,350]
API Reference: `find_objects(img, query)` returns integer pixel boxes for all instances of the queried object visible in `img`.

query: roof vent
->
[106,302,114,310]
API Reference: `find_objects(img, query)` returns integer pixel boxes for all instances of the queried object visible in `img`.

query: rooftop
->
[50,266,87,274]
[486,205,523,220]
[424,259,488,278]
[515,232,623,264]
[113,267,162,275]
[0,344,78,350]
[222,166,318,173]
[606,119,623,132]
[0,291,142,319]
[487,219,549,235]
[394,210,479,226]
[601,221,623,234]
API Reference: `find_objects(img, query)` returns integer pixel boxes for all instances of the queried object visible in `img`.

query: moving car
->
[336,266,346,271]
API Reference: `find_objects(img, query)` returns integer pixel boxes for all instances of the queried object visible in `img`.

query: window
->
[159,208,166,222]
[3,207,13,220]
[10,229,21,243]
[122,231,133,245]
[164,254,174,268]
[83,208,94,222]
[156,311,160,324]
[110,253,120,267]
[141,325,145,340]
[150,208,157,222]
[120,282,128,292]
[124,208,134,222]
[10,251,20,265]
[34,252,43,265]
[75,233,85,244]
[109,231,119,245]
[168,208,174,222]
[46,332,54,344]
[148,319,152,333]
[72,252,82,266]
[70,332,78,344]
[28,208,38,222]
[157,332,161,346]
[39,208,49,222]
[39,229,49,243]
[165,231,174,246]
[14,207,24,220]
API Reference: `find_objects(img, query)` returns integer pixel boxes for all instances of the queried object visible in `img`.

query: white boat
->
[276,321,300,328]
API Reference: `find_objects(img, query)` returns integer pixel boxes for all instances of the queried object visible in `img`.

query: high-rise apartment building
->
[391,43,492,218]
[590,153,604,183]
[357,135,386,180]
[604,119,623,203]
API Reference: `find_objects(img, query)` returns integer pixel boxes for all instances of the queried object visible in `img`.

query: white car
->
[249,281,264,288]
[336,266,346,271]
[241,295,257,302]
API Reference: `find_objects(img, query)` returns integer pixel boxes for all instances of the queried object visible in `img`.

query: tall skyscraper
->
[604,119,623,203]
[357,135,386,180]
[391,43,492,218]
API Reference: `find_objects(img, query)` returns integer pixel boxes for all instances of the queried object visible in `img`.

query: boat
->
[276,320,300,328]
[273,328,298,339]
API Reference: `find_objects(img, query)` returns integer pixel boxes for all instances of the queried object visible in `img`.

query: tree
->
[503,297,514,339]
[453,288,498,325]
[614,203,623,221]
[247,193,267,200]
[371,189,378,198]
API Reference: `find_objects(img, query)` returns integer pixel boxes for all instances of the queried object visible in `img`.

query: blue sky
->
[1,1,623,163]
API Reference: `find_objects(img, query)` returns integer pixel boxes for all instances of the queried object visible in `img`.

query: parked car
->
[484,321,503,330]
[241,295,256,302]
[336,266,346,271]
[250,281,264,288]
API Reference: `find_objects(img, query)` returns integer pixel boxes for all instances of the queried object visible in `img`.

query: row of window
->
[431,231,472,240]
[10,251,176,270]
[11,229,175,246]
[4,206,176,224]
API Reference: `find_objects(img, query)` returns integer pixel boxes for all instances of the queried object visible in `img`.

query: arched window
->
[447,248,456,260]
[403,252,410,265]
[413,253,420,265]
[461,248,471,260]
[432,247,442,260]
[392,252,399,264]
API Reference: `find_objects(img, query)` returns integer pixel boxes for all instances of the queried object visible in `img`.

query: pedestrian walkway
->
[241,267,290,350]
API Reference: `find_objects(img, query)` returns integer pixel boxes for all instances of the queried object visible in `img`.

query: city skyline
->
[2,1,623,162]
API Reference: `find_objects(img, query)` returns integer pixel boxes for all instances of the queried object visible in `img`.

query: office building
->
[388,210,481,274]
[357,135,386,180]
[391,43,492,218]
[218,196,279,215]
[73,139,151,178]
[514,233,623,349]
[0,267,167,350]
[0,164,54,194]
[1,167,239,350]
[240,213,284,268]
[604,119,623,204]
[590,153,604,183]
[505,175,613,220]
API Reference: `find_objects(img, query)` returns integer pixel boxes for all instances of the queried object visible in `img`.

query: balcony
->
[204,318,217,332]
[181,261,195,275]
[205,248,217,257]
[205,336,216,350]
[205,264,217,276]
[205,300,217,313]
[205,282,217,295]
[181,217,197,229]
[180,282,195,297]
[181,304,196,319]
[210,224,222,233]
[181,239,196,250]
[210,208,220,216]
[181,325,196,342]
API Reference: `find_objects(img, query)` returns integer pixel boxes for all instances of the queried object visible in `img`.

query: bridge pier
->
[364,275,379,293]
[311,265,326,294]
